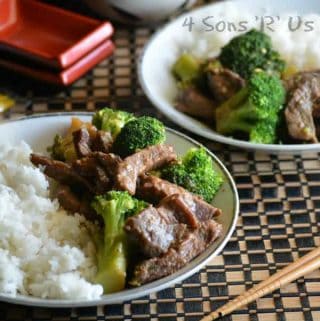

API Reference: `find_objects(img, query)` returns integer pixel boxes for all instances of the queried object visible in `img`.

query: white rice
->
[182,2,320,71]
[0,142,103,300]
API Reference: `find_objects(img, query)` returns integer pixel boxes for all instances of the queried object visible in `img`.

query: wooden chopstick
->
[201,247,320,321]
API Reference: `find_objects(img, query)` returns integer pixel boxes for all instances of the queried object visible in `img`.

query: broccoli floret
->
[92,107,135,138]
[48,134,77,162]
[219,29,286,79]
[172,53,202,84]
[112,116,166,158]
[172,53,214,93]
[249,118,279,144]
[48,134,65,161]
[91,191,147,294]
[128,198,149,217]
[215,71,286,144]
[162,148,223,203]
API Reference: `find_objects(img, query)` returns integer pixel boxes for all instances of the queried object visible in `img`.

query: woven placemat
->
[0,1,319,320]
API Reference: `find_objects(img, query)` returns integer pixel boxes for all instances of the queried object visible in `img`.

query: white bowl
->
[139,0,320,153]
[0,113,239,307]
[83,0,197,24]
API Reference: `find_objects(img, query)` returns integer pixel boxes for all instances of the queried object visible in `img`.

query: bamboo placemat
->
[0,1,319,320]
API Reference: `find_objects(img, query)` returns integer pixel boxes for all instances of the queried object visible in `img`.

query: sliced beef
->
[73,156,111,194]
[31,151,122,196]
[115,144,177,195]
[284,70,320,92]
[138,175,221,219]
[125,205,188,257]
[207,67,245,103]
[131,220,222,285]
[175,86,216,119]
[72,155,99,177]
[158,194,199,228]
[125,192,221,258]
[94,166,110,194]
[315,118,320,139]
[285,70,320,143]
[313,97,320,119]
[73,128,92,158]
[138,174,187,202]
[92,131,113,153]
[93,152,122,178]
[73,128,113,159]
[30,154,94,193]
[180,192,222,220]
[55,185,101,223]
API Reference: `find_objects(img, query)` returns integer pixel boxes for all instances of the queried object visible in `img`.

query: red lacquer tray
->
[0,0,114,69]
[0,40,115,85]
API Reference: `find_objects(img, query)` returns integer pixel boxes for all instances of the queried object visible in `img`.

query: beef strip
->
[30,154,94,193]
[73,155,111,194]
[73,128,114,158]
[94,166,111,194]
[313,97,320,119]
[284,70,320,92]
[138,175,221,219]
[178,192,222,221]
[315,118,320,139]
[92,131,113,153]
[125,192,220,258]
[175,86,216,119]
[131,220,222,285]
[55,185,101,223]
[93,152,122,178]
[158,194,199,228]
[73,128,92,158]
[207,67,245,103]
[72,155,99,177]
[115,144,177,195]
[285,70,320,143]
[125,204,188,257]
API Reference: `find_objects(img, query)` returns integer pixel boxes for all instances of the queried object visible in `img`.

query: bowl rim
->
[137,0,320,154]
[0,112,239,307]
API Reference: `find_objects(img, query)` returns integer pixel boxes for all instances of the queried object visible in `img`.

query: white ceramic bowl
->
[83,0,197,24]
[0,113,239,307]
[139,0,320,153]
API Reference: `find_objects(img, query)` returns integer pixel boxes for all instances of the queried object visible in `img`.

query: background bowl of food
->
[83,0,197,25]
[139,0,320,153]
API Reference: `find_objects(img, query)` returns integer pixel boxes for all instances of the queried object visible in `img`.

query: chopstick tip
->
[200,311,222,321]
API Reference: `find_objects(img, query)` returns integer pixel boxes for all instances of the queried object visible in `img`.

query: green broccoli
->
[91,191,147,294]
[48,134,64,161]
[162,148,223,203]
[172,53,202,84]
[215,71,286,144]
[112,116,166,158]
[249,118,279,144]
[92,107,135,138]
[219,29,286,79]
[172,53,221,92]
[48,134,77,162]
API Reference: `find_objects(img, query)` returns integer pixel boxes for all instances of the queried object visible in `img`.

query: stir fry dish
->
[30,108,223,294]
[172,29,320,144]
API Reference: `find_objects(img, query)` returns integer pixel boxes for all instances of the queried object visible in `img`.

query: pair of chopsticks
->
[201,247,320,321]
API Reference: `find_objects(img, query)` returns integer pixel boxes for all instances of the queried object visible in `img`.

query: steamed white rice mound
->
[0,142,103,300]
[182,2,320,71]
